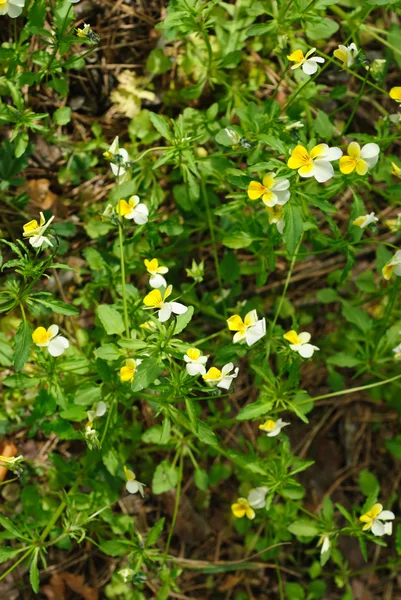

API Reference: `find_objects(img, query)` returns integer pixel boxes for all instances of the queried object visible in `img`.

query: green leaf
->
[74,385,101,406]
[96,304,125,335]
[149,112,172,141]
[95,343,121,362]
[341,302,372,334]
[53,0,75,30]
[236,400,273,421]
[152,461,178,494]
[185,397,198,431]
[29,549,39,594]
[53,106,71,125]
[159,418,171,444]
[196,420,218,446]
[34,297,79,316]
[145,517,165,547]
[0,546,21,563]
[59,406,87,422]
[327,353,361,368]
[215,128,240,146]
[358,470,380,497]
[99,540,130,557]
[174,306,194,335]
[0,514,26,539]
[313,110,334,141]
[283,203,303,255]
[284,582,305,600]
[288,519,319,537]
[336,503,353,524]
[386,435,401,460]
[14,320,33,372]
[194,468,209,491]
[366,0,399,5]
[305,17,339,40]
[146,49,172,74]
[131,358,164,392]
[222,231,254,249]
[322,497,333,521]
[102,447,120,476]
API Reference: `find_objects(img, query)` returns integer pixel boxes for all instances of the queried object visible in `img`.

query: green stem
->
[0,548,34,583]
[339,67,370,138]
[118,222,130,337]
[39,500,66,542]
[100,396,115,447]
[129,146,165,165]
[163,450,184,562]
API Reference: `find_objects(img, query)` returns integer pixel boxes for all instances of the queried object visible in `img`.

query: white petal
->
[364,155,379,169]
[158,304,172,322]
[7,3,23,16]
[244,310,258,326]
[133,204,149,225]
[48,336,69,357]
[384,522,393,536]
[47,324,59,339]
[297,343,315,358]
[149,273,167,288]
[217,376,234,390]
[233,331,246,344]
[110,163,126,177]
[274,190,291,205]
[277,219,285,234]
[119,149,129,162]
[186,363,206,376]
[171,302,187,315]
[297,332,311,344]
[379,511,395,521]
[302,60,318,75]
[271,178,290,191]
[360,143,380,160]
[311,56,325,64]
[371,520,385,537]
[312,160,334,183]
[245,319,266,346]
[126,480,139,494]
[95,401,107,417]
[263,191,279,207]
[324,147,343,161]
[267,427,281,437]
[221,362,234,376]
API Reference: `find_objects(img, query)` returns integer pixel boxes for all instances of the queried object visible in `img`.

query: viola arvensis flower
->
[359,503,395,536]
[267,206,285,234]
[231,497,255,520]
[32,325,69,357]
[333,43,358,68]
[339,142,380,176]
[283,330,319,358]
[389,87,401,104]
[124,466,145,497]
[103,136,129,180]
[259,418,290,437]
[247,173,290,207]
[353,213,378,229]
[116,195,148,225]
[0,0,25,18]
[143,285,187,322]
[287,48,325,75]
[203,363,239,390]
[120,358,142,382]
[247,486,269,509]
[227,310,266,346]
[23,212,54,249]
[382,250,401,280]
[184,348,208,376]
[144,258,168,288]
[287,144,342,183]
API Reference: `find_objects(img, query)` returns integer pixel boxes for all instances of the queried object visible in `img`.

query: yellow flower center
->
[259,419,276,432]
[187,348,201,361]
[32,327,50,345]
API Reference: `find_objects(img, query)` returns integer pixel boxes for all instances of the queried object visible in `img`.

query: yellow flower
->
[184,347,208,376]
[333,43,358,68]
[391,162,401,178]
[283,330,319,358]
[144,258,169,288]
[352,213,378,229]
[143,285,187,322]
[124,465,145,496]
[32,325,69,357]
[266,205,285,234]
[382,250,401,280]
[339,142,380,176]
[259,418,289,437]
[287,144,342,183]
[287,48,325,75]
[231,498,255,520]
[116,195,148,224]
[120,358,141,382]
[247,173,290,207]
[23,212,54,248]
[359,503,395,536]
[227,310,266,346]
[389,87,401,103]
[202,363,239,390]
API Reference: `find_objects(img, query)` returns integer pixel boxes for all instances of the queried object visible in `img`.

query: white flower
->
[353,212,378,229]
[288,144,342,183]
[104,136,129,180]
[360,503,395,537]
[184,348,208,376]
[203,362,239,390]
[227,310,266,346]
[247,486,269,509]
[143,285,187,322]
[382,250,401,280]
[0,0,25,18]
[247,173,290,207]
[32,325,69,357]
[287,48,325,75]
[124,466,145,497]
[144,258,169,288]
[267,206,285,234]
[333,43,358,68]
[283,330,319,358]
[320,535,331,554]
[116,195,148,225]
[23,212,54,249]
[259,418,290,437]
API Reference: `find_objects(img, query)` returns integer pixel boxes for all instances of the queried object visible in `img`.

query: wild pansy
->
[124,466,145,497]
[287,144,342,183]
[259,418,290,437]
[267,205,285,234]
[32,325,69,357]
[287,48,324,75]
[389,87,401,103]
[284,330,319,358]
[120,358,142,383]
[353,213,378,229]
[144,258,168,288]
[23,212,54,249]
[203,363,239,390]
[116,195,148,224]
[227,310,266,346]
[339,142,380,176]
[143,285,187,322]
[382,250,401,280]
[333,43,358,68]
[360,503,395,537]
[183,348,208,376]
[0,0,25,17]
[247,173,290,207]
[103,136,129,180]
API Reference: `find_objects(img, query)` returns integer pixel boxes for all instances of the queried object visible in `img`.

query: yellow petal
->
[367,503,383,519]
[283,330,300,344]
[333,48,347,65]
[298,163,315,176]
[382,263,393,280]
[355,159,368,176]
[32,327,49,345]
[259,419,275,432]
[203,367,221,381]
[247,181,265,200]
[116,200,131,217]
[231,502,246,518]
[353,216,365,227]
[287,49,304,63]
[347,142,361,159]
[246,506,256,520]
[227,314,245,332]
[288,145,310,169]
[262,173,275,190]
[143,289,163,308]
[23,219,39,234]
[339,156,356,175]
[310,144,326,159]
[163,284,173,301]
[120,366,135,382]
[187,348,201,361]
[145,258,158,273]
[390,87,401,102]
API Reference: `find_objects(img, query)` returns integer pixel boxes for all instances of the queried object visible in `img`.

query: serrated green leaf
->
[96,304,125,335]
[14,320,33,372]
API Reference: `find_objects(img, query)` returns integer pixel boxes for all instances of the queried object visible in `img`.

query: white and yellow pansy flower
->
[247,486,269,509]
[284,330,319,358]
[227,310,266,346]
[319,535,331,554]
[287,48,325,75]
[144,258,169,288]
[231,497,255,520]
[267,205,285,234]
[247,173,290,207]
[360,503,395,537]
[353,212,378,229]
[203,363,239,390]
[287,144,342,183]
[333,43,358,68]
[23,212,54,249]
[32,325,69,357]
[184,348,208,376]
[392,342,401,360]
[0,0,25,17]
[116,195,148,225]
[382,250,401,280]
[389,87,401,104]
[124,466,145,497]
[259,418,290,437]
[143,285,187,322]
[120,358,142,383]
[103,136,129,180]
[339,142,380,176]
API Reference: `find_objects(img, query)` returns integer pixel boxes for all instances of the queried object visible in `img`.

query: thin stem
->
[100,396,115,447]
[0,548,34,583]
[39,500,66,542]
[339,67,370,138]
[118,223,130,337]
[163,450,184,562]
